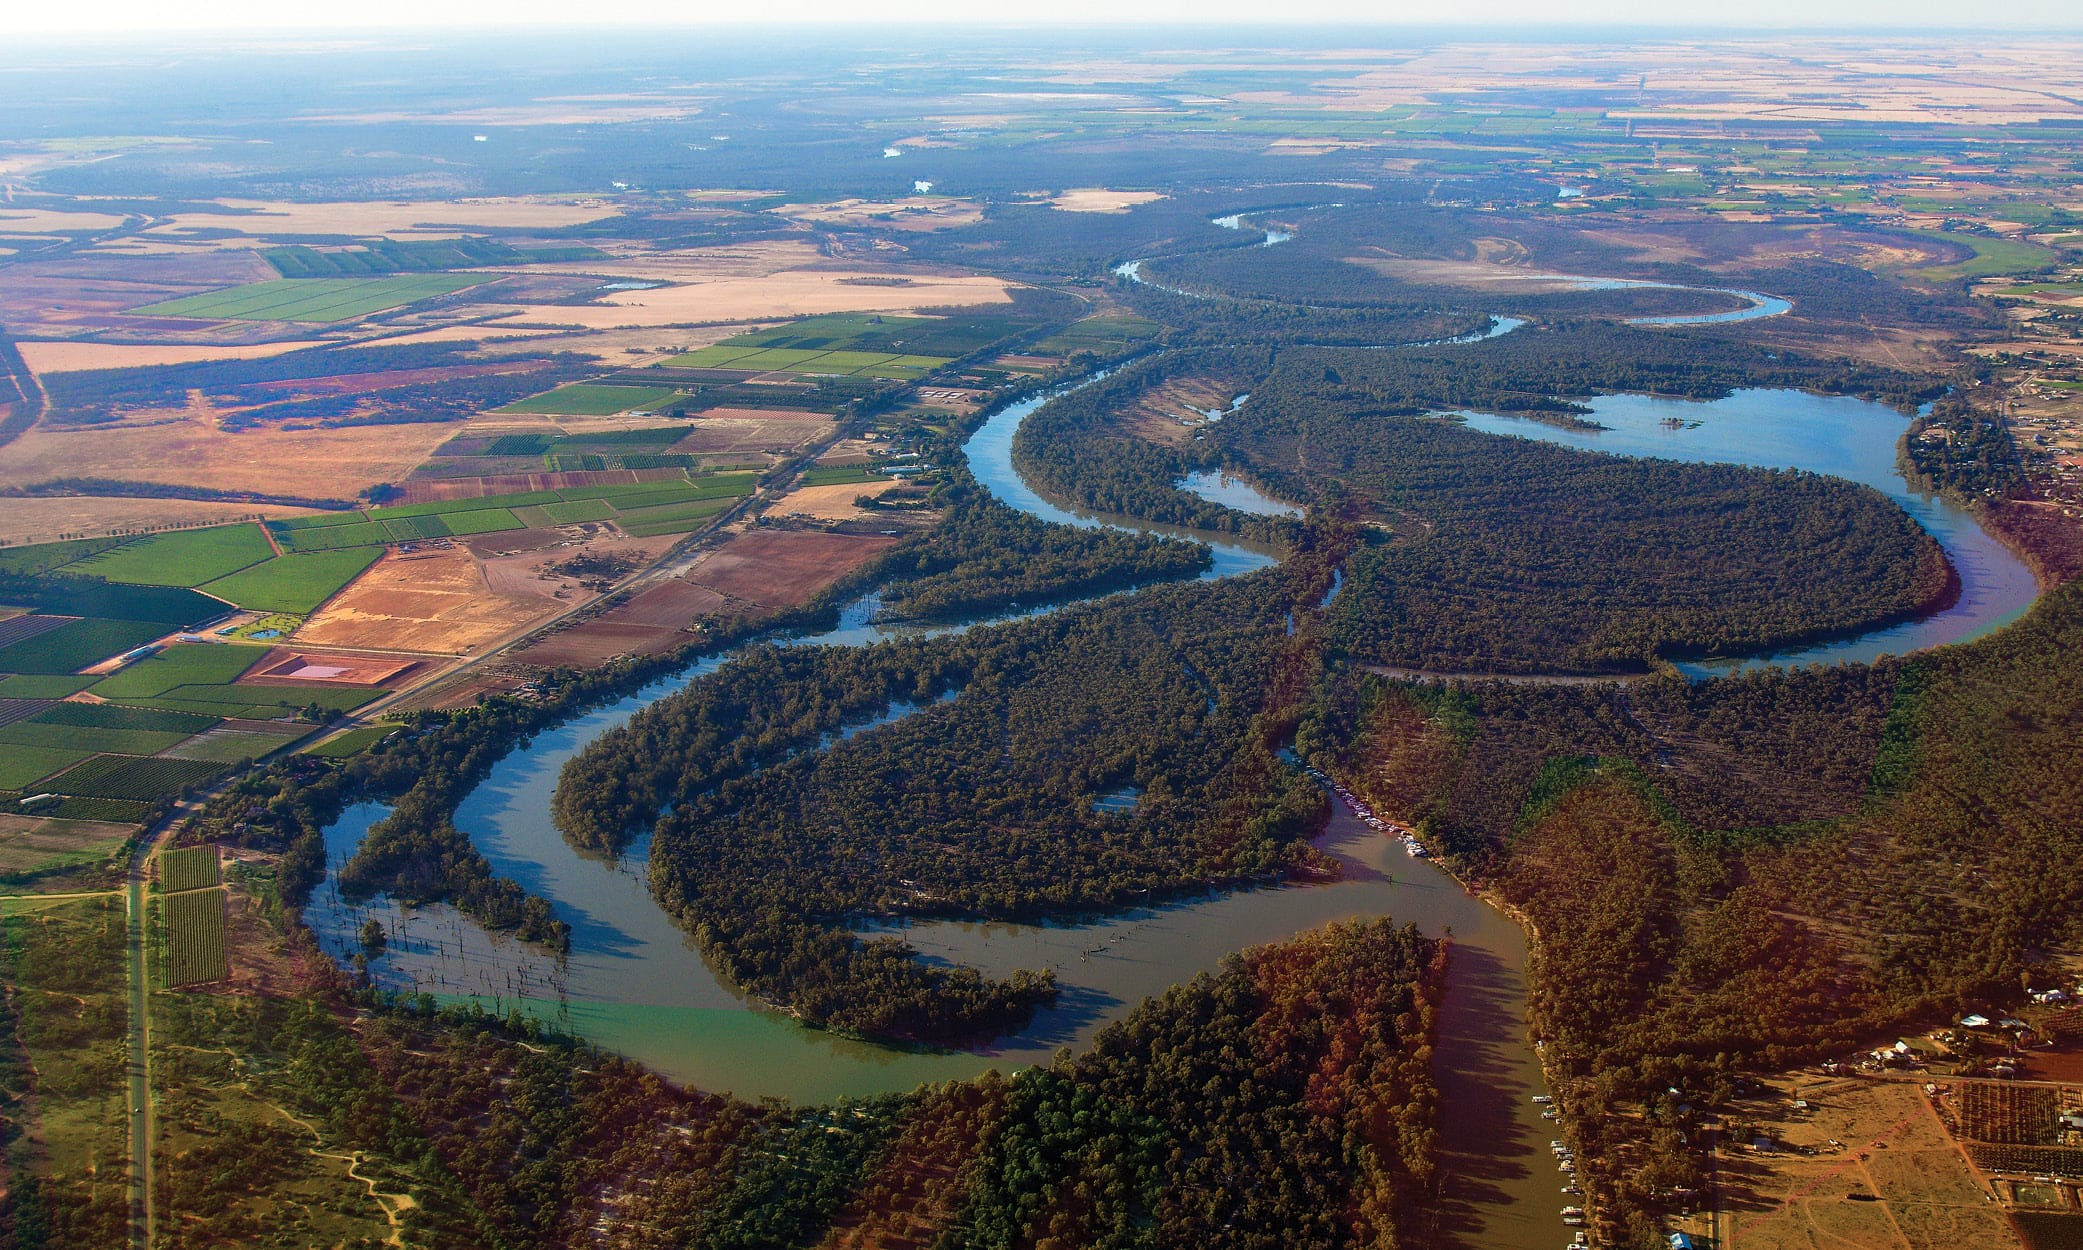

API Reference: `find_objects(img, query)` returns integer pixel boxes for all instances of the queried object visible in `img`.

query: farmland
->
[57,523,274,587]
[197,547,383,614]
[129,274,487,323]
[42,754,223,801]
[159,845,223,893]
[0,814,133,880]
[495,383,682,415]
[161,887,228,986]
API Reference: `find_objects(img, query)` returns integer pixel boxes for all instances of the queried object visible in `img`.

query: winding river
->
[310,249,2039,1250]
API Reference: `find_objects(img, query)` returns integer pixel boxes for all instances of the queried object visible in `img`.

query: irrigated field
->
[159,844,222,893]
[130,274,487,323]
[60,523,275,587]
[162,887,228,986]
[198,548,384,614]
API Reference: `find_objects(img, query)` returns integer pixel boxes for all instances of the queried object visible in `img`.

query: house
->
[2059,1111,2083,1133]
[1961,1014,1993,1029]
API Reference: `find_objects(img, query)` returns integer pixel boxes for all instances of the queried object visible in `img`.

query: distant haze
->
[8,1,2083,34]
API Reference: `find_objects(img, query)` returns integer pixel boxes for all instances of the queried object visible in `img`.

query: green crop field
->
[379,514,451,543]
[198,547,380,614]
[799,466,884,486]
[273,511,374,530]
[87,644,266,700]
[59,524,273,588]
[1897,228,2059,282]
[495,384,681,415]
[0,674,95,698]
[160,724,306,764]
[0,744,95,790]
[274,521,390,553]
[129,274,486,323]
[0,618,168,675]
[162,888,228,986]
[537,499,616,524]
[33,703,215,734]
[301,724,395,758]
[437,507,527,536]
[44,754,222,802]
[0,536,127,575]
[129,683,379,719]
[612,498,734,536]
[158,845,222,893]
[0,722,195,755]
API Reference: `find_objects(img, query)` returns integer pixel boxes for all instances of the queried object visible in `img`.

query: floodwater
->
[1176,469,1302,517]
[1457,389,2041,674]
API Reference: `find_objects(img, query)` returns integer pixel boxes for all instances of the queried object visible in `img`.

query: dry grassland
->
[0,208,131,234]
[142,196,621,241]
[0,496,320,548]
[296,547,566,655]
[16,339,332,374]
[504,271,1010,329]
[768,480,902,521]
[0,413,454,498]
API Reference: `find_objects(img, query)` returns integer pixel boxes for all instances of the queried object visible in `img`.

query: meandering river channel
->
[311,260,2039,1250]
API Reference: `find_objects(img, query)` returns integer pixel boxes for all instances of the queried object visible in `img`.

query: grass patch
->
[130,274,485,323]
[197,547,381,614]
[301,724,394,758]
[87,644,266,700]
[495,384,681,415]
[59,524,274,588]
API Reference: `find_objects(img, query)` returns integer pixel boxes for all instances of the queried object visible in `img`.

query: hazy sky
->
[8,0,2082,34]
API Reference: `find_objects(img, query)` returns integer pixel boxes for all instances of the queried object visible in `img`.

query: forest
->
[128,909,1439,1250]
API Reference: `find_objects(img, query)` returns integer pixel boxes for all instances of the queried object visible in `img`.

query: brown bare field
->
[0,249,278,338]
[503,270,1011,329]
[16,339,331,374]
[371,322,739,364]
[0,411,454,499]
[1698,1075,2021,1250]
[141,196,621,241]
[684,529,901,610]
[253,360,545,398]
[295,548,566,655]
[244,649,420,687]
[769,480,902,521]
[478,531,680,602]
[667,412,831,456]
[0,497,321,547]
[1048,189,1166,213]
[464,528,566,557]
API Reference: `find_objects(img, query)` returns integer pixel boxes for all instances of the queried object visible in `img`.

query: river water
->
[1458,390,2040,674]
[309,255,2033,1249]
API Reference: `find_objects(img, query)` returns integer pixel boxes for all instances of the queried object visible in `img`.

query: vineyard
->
[162,888,227,987]
[1966,1143,2083,1178]
[159,845,222,894]
[1958,1081,2059,1145]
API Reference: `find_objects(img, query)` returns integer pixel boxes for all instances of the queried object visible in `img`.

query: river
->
[310,266,2031,1250]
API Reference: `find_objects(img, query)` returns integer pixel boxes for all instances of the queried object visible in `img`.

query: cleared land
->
[1698,1075,2023,1250]
[1049,188,1168,212]
[294,547,564,655]
[0,415,456,499]
[768,479,902,521]
[130,274,487,323]
[683,529,900,609]
[0,813,133,879]
[14,339,331,374]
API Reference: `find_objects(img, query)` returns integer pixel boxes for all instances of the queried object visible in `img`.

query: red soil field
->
[242,648,420,687]
[685,529,900,610]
